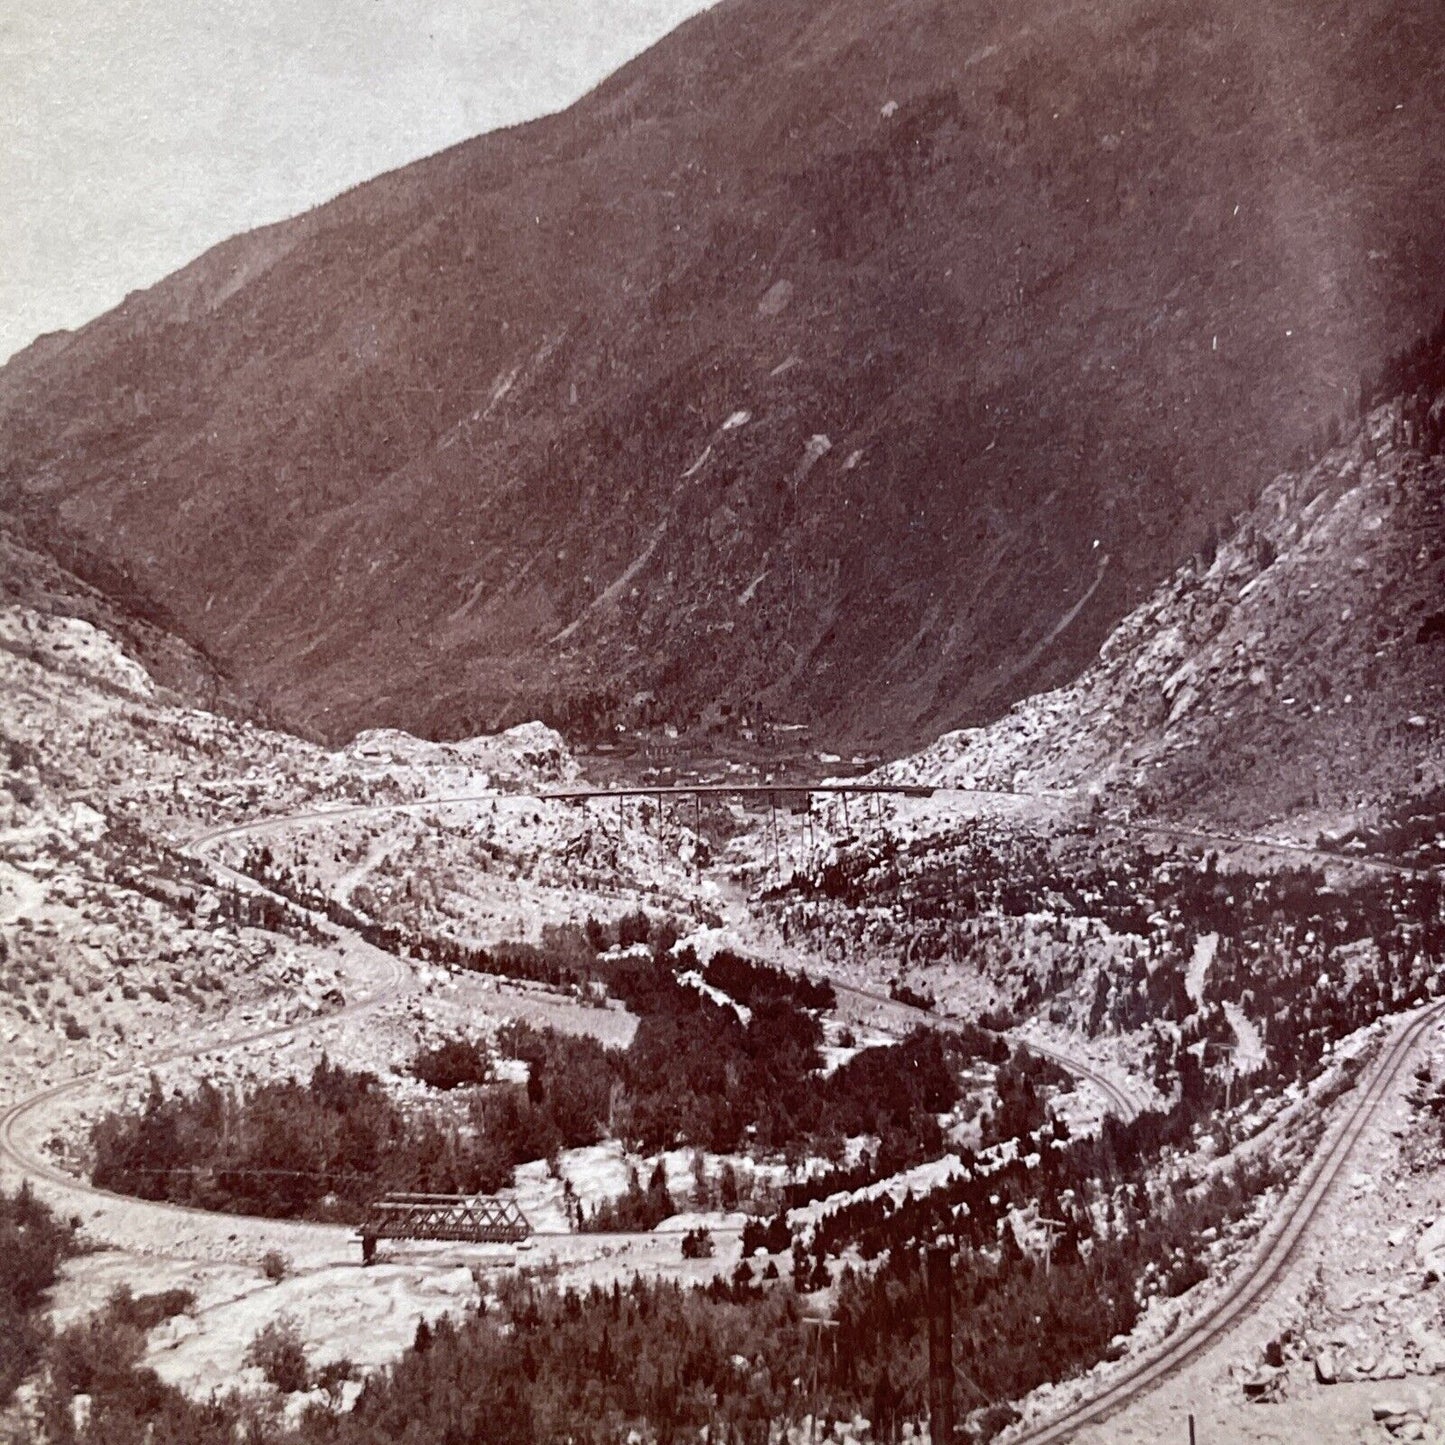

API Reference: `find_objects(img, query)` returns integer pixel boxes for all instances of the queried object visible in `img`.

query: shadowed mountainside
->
[1,0,1442,748]
[884,326,1445,828]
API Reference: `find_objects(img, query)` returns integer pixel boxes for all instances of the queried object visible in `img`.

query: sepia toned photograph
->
[1,1,1442,1441]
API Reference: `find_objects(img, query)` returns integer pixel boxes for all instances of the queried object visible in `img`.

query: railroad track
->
[1012,996,1445,1443]
[1133,820,1439,881]
[0,817,741,1250]
[830,980,1140,1124]
[1012,1035,1140,1124]
[0,810,426,1228]
[0,941,410,1226]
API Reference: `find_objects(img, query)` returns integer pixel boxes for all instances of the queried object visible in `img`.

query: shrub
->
[0,1182,76,1404]
[616,910,651,948]
[740,1214,793,1256]
[411,1035,494,1091]
[105,1284,196,1333]
[47,1312,146,1399]
[244,1316,310,1393]
[681,1227,714,1259]
[316,1357,355,1406]
[260,1250,289,1283]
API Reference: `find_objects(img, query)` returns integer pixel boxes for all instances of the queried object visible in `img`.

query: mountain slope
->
[885,363,1445,828]
[0,523,248,720]
[2,0,1443,747]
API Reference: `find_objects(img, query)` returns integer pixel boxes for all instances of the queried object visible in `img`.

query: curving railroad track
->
[185,788,1146,1123]
[0,938,411,1233]
[1011,996,1445,1443]
[828,980,1141,1124]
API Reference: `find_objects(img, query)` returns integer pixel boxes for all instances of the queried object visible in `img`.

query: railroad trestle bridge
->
[540,781,936,874]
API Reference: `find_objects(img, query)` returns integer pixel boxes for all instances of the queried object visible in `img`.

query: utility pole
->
[925,1245,955,1445]
[801,1317,838,1444]
[1036,1217,1067,1276]
[1204,1040,1241,1112]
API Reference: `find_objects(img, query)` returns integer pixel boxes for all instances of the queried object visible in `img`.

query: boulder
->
[1314,1349,1338,1385]
[1376,1352,1409,1380]
[1416,1217,1445,1283]
[1373,1398,1414,1422]
[1242,1368,1284,1402]
[150,1313,199,1350]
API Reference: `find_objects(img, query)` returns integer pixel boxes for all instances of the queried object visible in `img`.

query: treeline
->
[790,1068,1303,1435]
[242,838,853,1043]
[699,949,835,1012]
[242,842,610,990]
[827,1149,1283,1436]
[40,1092,1296,1445]
[98,823,332,946]
[54,977,1317,1444]
[1091,866,1445,1098]
[1361,305,1445,452]
[581,1160,681,1233]
[238,846,834,1020]
[38,1275,840,1445]
[92,1026,632,1217]
[91,1057,520,1216]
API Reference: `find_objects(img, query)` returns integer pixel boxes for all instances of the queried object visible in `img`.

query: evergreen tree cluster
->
[90,955,1000,1220]
[779,827,1445,1107]
[0,1182,76,1404]
[43,1080,1294,1445]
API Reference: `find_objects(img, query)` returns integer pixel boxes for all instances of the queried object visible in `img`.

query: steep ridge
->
[0,524,249,720]
[1,0,1442,748]
[884,351,1445,829]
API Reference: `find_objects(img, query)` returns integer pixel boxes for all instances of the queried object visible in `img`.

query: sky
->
[0,0,714,364]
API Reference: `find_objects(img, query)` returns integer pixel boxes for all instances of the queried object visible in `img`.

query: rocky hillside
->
[1,0,1442,748]
[884,346,1445,829]
[0,525,246,720]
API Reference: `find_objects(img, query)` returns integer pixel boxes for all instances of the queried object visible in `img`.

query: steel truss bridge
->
[358,1192,531,1263]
